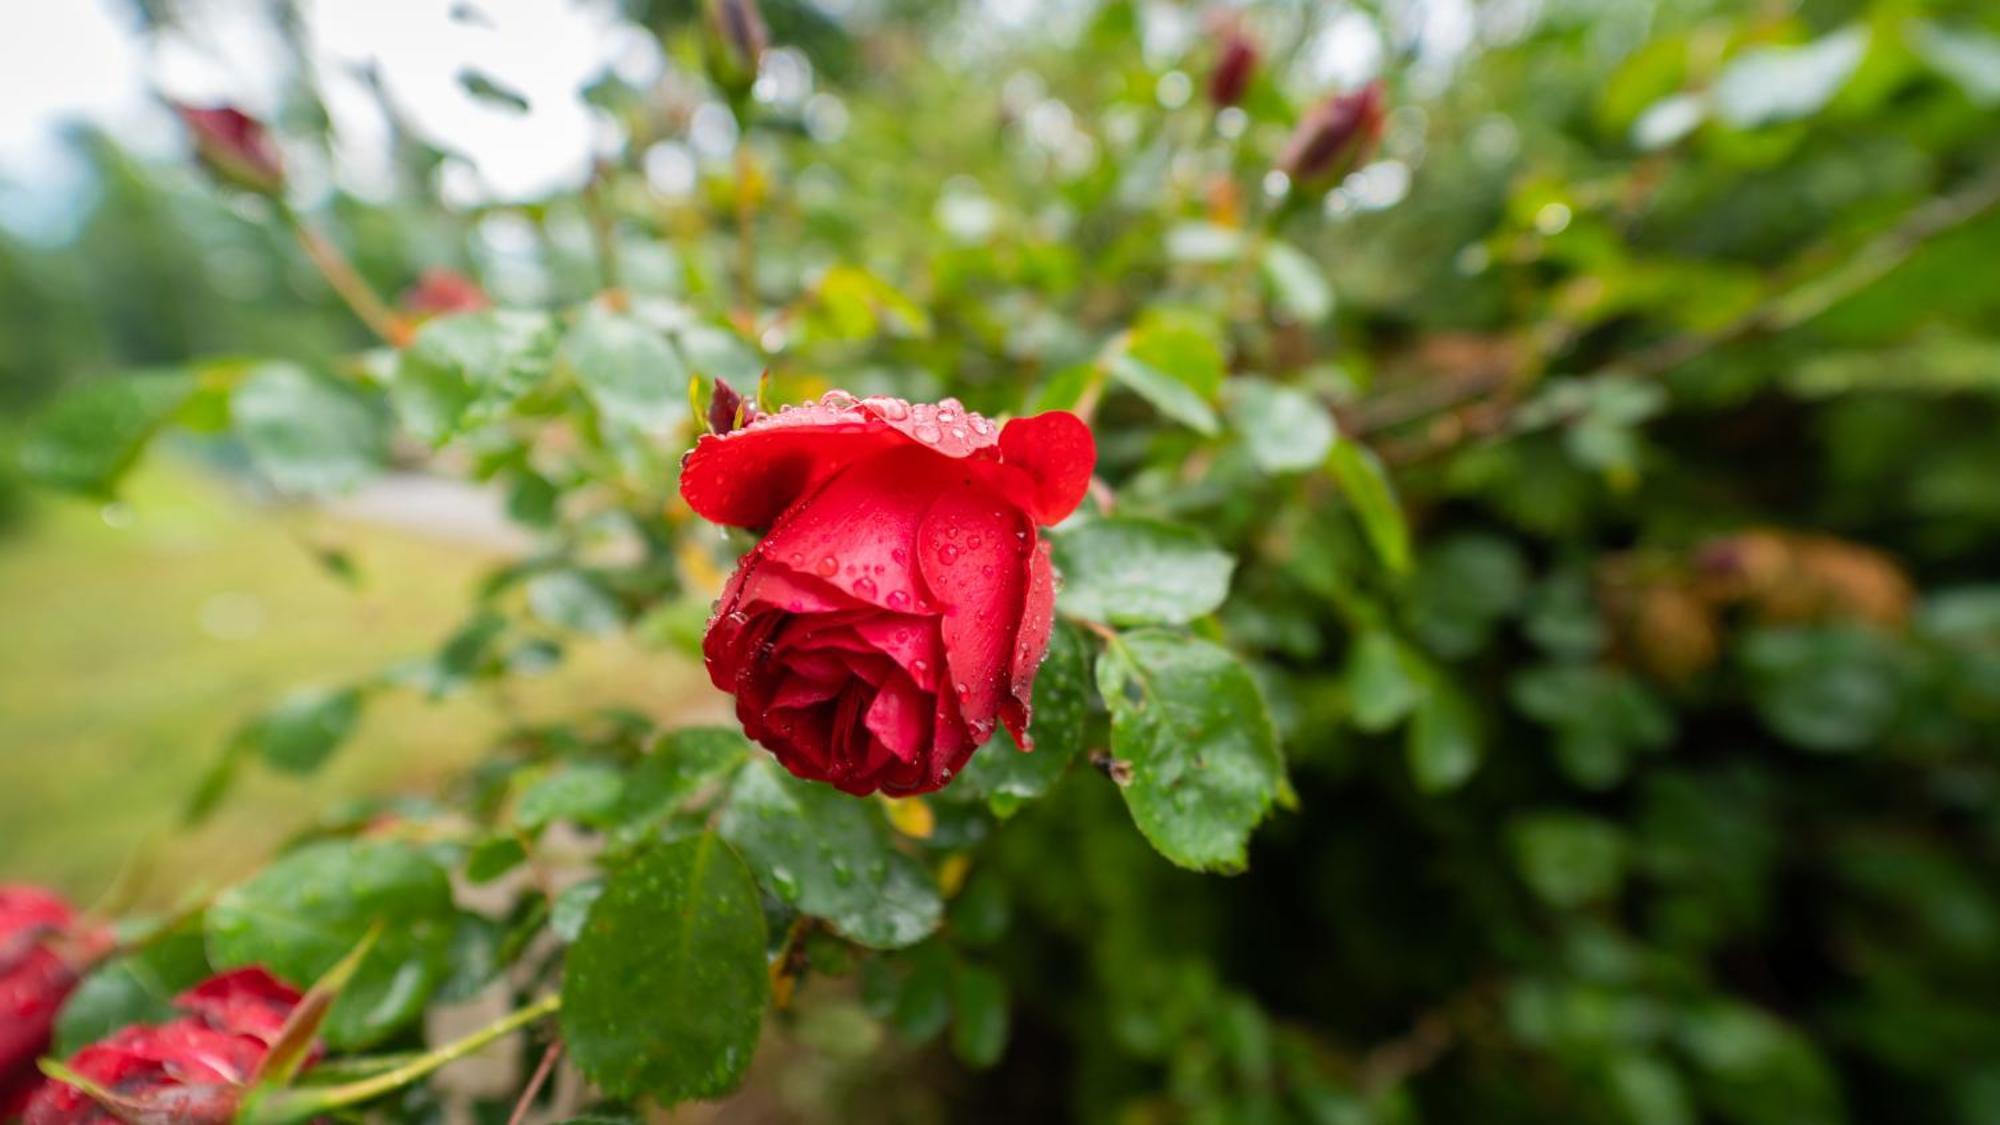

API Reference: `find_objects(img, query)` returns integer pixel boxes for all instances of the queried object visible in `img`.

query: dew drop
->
[967,535,983,549]
[879,398,909,421]
[820,389,856,409]
[939,543,961,564]
[789,553,805,567]
[971,417,991,435]
[853,576,878,599]
[891,547,908,564]
[912,658,929,676]
[981,565,995,577]
[938,408,957,423]
[887,590,910,610]
[816,556,839,577]
[956,683,971,698]
[951,427,967,440]
[914,422,941,443]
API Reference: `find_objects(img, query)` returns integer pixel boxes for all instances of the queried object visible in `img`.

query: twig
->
[285,215,410,348]
[506,1041,563,1125]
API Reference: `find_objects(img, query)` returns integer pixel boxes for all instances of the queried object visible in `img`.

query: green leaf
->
[1344,629,1424,733]
[231,363,388,495]
[561,833,767,1104]
[1741,626,1903,752]
[551,881,604,943]
[951,963,1010,1068]
[1511,664,1674,789]
[207,839,458,1048]
[1098,631,1285,873]
[515,762,626,830]
[674,323,764,387]
[957,621,1091,804]
[19,370,196,497]
[1407,534,1530,659]
[1509,812,1627,908]
[393,310,557,443]
[1259,241,1334,323]
[1326,443,1411,575]
[1029,362,1100,414]
[1227,378,1337,475]
[1108,308,1227,434]
[561,305,689,430]
[1054,518,1234,627]
[55,923,211,1055]
[613,726,753,843]
[240,686,366,775]
[526,570,624,635]
[1712,26,1869,128]
[1407,677,1482,793]
[719,759,943,948]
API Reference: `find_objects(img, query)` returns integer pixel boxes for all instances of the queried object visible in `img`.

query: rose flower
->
[1,887,111,1118]
[681,392,1095,795]
[24,965,307,1125]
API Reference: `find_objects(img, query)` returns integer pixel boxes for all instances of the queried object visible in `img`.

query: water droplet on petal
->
[956,682,971,698]
[981,565,994,577]
[854,576,878,598]
[939,543,961,564]
[879,398,909,420]
[938,408,957,423]
[816,556,839,577]
[952,427,967,440]
[967,535,982,549]
[914,422,941,443]
[971,417,991,435]
[887,590,910,609]
[789,553,804,567]
[912,658,929,676]
[891,547,908,564]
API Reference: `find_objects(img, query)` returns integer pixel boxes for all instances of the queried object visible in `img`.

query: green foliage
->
[16,0,2000,1119]
[561,833,767,1104]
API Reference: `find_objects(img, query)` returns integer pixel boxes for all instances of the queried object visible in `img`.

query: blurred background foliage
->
[5,0,2000,1121]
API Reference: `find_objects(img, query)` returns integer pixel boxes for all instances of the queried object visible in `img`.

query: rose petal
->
[753,448,940,612]
[918,476,1031,747]
[1001,535,1057,749]
[998,411,1097,525]
[680,394,1001,529]
[865,679,930,760]
[175,967,301,1046]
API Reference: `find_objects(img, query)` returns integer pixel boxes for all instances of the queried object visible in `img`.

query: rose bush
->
[9,0,2000,1121]
[685,392,1093,794]
[0,889,105,1118]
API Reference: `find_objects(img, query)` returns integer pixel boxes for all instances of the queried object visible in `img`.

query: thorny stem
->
[243,993,561,1124]
[280,206,409,347]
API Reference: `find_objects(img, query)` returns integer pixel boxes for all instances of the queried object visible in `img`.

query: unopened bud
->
[703,0,768,95]
[1208,25,1259,108]
[172,105,285,196]
[1277,81,1386,189]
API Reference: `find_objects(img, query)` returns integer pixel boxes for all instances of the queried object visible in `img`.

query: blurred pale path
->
[0,458,720,902]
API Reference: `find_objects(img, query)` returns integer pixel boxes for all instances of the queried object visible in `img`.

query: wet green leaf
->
[231,363,388,495]
[19,370,195,497]
[1228,378,1337,475]
[1054,518,1234,627]
[561,305,689,430]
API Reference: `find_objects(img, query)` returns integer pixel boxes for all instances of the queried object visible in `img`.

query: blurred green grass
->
[0,459,719,904]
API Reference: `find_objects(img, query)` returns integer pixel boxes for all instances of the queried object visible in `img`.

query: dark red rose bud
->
[1278,81,1387,188]
[1208,25,1259,108]
[703,0,768,92]
[172,105,286,196]
[24,966,309,1125]
[400,268,490,317]
[1,888,108,1119]
[681,392,1095,795]
[706,377,762,435]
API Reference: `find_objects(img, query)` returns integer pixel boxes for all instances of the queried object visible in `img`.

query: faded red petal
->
[175,966,302,1046]
[680,393,1002,530]
[997,410,1096,526]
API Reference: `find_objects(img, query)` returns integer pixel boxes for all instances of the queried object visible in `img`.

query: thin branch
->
[282,209,410,347]
[506,1041,563,1125]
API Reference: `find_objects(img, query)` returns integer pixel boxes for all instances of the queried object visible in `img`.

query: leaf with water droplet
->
[719,760,942,949]
[562,832,767,1105]
[1097,631,1285,873]
[958,621,1090,805]
[1054,518,1234,627]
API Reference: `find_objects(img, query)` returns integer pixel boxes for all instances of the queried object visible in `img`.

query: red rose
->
[1,887,109,1118]
[171,105,286,196]
[1205,13,1259,109]
[681,392,1095,795]
[24,967,307,1125]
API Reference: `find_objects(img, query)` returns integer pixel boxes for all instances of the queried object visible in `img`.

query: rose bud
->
[1207,20,1259,108]
[1,887,110,1118]
[706,376,763,435]
[681,392,1095,795]
[1277,81,1387,189]
[702,0,768,95]
[171,105,286,197]
[24,966,308,1125]
[400,267,490,318]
